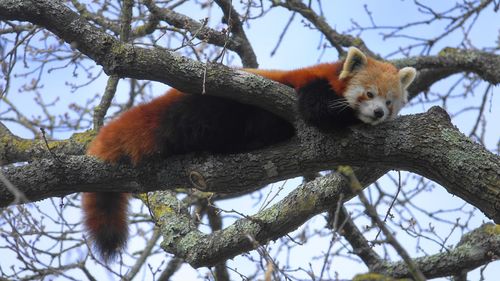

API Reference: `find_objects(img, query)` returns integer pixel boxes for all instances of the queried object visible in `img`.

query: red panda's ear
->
[399,67,417,89]
[339,47,368,79]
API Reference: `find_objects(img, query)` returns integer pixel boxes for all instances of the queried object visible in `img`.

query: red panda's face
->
[341,56,416,125]
[344,86,401,125]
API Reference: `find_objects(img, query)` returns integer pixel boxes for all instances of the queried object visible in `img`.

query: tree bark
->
[1,107,499,223]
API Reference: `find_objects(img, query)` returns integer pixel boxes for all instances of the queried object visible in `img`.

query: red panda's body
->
[83,47,416,261]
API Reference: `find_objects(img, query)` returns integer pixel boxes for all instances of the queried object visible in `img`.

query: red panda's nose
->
[374,108,384,119]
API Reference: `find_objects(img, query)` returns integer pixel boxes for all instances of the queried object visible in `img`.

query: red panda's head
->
[339,47,417,125]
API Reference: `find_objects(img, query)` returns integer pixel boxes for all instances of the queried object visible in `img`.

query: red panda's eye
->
[386,100,392,105]
[366,92,374,98]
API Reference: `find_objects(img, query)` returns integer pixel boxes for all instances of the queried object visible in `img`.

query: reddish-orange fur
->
[245,62,347,94]
[82,90,184,261]
[82,192,129,258]
[82,194,128,230]
[83,64,349,260]
[83,48,415,261]
[87,62,348,164]
[87,90,184,164]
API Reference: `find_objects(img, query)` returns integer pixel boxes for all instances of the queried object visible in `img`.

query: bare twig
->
[272,0,374,57]
[337,165,427,281]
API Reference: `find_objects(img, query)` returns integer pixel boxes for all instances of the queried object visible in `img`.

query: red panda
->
[82,47,416,261]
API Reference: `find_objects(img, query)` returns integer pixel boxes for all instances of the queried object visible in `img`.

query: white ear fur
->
[399,67,417,89]
[339,47,368,80]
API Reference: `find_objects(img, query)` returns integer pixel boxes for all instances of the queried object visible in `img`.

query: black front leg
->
[297,79,361,131]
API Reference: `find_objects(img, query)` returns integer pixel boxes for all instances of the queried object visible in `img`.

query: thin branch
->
[270,12,296,57]
[338,165,427,281]
[143,0,258,67]
[157,257,183,281]
[272,0,374,57]
[213,0,258,67]
[70,0,120,35]
[93,75,120,129]
[124,228,162,281]
[334,206,383,271]
[376,223,500,279]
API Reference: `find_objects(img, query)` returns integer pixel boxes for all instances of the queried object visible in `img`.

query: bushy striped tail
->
[82,192,129,262]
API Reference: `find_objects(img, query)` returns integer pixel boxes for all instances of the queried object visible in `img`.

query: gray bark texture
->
[0,0,499,276]
[1,107,499,223]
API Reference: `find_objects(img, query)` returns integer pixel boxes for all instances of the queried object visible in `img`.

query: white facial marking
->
[343,84,406,125]
[343,84,365,108]
[342,66,414,125]
[358,96,389,125]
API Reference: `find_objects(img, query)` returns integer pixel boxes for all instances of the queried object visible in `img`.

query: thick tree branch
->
[0,122,92,165]
[148,168,383,268]
[394,48,500,86]
[1,107,499,224]
[0,0,293,121]
[406,68,459,100]
[1,0,499,278]
[1,0,498,123]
